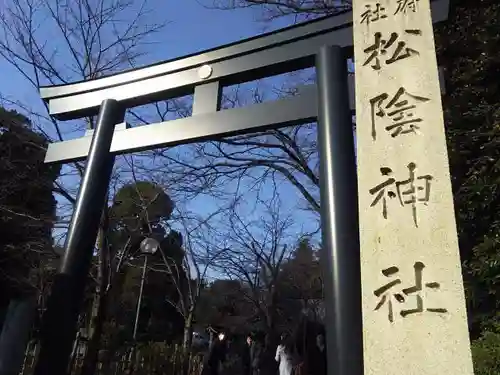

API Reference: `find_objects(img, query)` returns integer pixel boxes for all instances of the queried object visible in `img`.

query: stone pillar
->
[0,296,37,375]
[352,1,474,375]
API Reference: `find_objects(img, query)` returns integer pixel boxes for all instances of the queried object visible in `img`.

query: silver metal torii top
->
[39,0,448,120]
[41,0,449,164]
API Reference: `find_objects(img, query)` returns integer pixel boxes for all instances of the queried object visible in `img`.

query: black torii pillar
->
[32,3,448,374]
[34,100,124,375]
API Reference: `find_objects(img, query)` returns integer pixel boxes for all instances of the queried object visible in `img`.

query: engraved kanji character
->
[360,3,387,25]
[395,0,420,15]
[363,30,422,71]
[369,87,430,140]
[373,266,406,323]
[369,163,433,226]
[395,163,433,227]
[369,167,397,219]
[400,261,448,317]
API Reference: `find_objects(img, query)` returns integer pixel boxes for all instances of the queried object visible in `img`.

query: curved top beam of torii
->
[39,0,449,121]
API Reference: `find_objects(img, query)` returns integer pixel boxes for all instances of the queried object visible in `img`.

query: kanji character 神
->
[369,163,433,227]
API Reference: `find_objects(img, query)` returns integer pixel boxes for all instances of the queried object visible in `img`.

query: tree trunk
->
[67,331,81,374]
[262,288,279,375]
[79,290,108,375]
[265,287,278,349]
[182,311,194,375]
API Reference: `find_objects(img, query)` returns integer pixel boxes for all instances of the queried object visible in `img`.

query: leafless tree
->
[138,29,356,231]
[207,0,350,22]
[158,204,228,352]
[154,0,353,222]
[129,75,326,232]
[210,190,296,348]
[0,1,167,370]
[0,0,166,224]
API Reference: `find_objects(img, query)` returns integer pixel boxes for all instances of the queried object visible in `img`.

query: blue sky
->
[0,0,321,248]
[0,0,290,107]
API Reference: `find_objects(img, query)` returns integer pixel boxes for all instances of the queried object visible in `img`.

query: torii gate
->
[34,2,449,375]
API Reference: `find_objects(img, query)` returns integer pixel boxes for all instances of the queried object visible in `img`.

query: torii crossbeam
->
[34,2,449,375]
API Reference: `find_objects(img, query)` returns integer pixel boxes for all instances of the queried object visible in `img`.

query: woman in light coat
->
[275,335,294,375]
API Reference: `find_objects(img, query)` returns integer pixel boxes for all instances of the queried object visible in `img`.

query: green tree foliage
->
[105,182,185,344]
[79,181,184,375]
[106,180,181,337]
[0,107,59,300]
[110,180,174,233]
[434,0,500,337]
[115,255,185,343]
[471,326,500,375]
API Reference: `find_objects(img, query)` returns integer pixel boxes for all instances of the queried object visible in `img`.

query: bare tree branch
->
[204,0,351,22]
